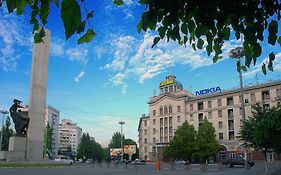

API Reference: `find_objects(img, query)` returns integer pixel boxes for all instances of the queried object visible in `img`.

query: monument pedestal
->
[7,136,27,161]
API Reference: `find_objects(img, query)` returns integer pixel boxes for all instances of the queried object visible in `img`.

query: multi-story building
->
[59,119,82,154]
[138,75,281,161]
[45,105,60,157]
[20,105,60,158]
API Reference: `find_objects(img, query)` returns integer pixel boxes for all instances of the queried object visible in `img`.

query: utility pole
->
[229,47,249,169]
[118,121,125,162]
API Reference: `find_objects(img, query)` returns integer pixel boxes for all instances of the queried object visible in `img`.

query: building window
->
[153,110,156,116]
[208,111,212,119]
[169,117,172,126]
[262,90,270,100]
[160,118,163,127]
[144,120,147,126]
[164,106,168,114]
[190,104,193,111]
[144,129,147,135]
[177,116,181,123]
[160,137,163,143]
[218,121,223,129]
[198,102,204,110]
[190,114,193,121]
[153,138,156,143]
[218,110,222,118]
[169,85,173,92]
[164,117,168,126]
[217,99,222,106]
[169,106,172,114]
[227,97,234,106]
[219,133,223,140]
[160,107,163,115]
[208,101,212,108]
[250,93,256,102]
[277,89,281,97]
[153,128,156,134]
[229,131,235,140]
[228,109,233,119]
[144,146,147,153]
[263,103,270,110]
[198,113,203,126]
[144,138,147,144]
[177,106,181,112]
[153,119,156,125]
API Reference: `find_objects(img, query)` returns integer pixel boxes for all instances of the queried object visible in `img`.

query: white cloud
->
[66,47,89,65]
[0,6,33,71]
[74,71,85,82]
[50,39,65,57]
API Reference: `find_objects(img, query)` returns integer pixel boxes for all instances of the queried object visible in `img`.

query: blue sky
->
[0,0,281,147]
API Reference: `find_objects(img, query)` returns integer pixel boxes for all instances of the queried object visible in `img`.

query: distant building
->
[138,75,281,161]
[45,105,60,157]
[59,119,82,154]
[20,105,60,158]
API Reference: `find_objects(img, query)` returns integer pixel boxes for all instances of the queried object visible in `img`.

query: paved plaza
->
[0,161,280,175]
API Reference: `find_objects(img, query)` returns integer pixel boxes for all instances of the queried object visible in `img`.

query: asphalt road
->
[0,161,280,175]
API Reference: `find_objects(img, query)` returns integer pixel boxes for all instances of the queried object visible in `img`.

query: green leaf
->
[192,43,196,51]
[222,27,230,40]
[241,65,247,72]
[244,42,252,67]
[181,23,188,34]
[206,45,212,56]
[236,60,241,72]
[16,0,26,15]
[87,11,94,19]
[34,27,45,43]
[278,36,281,47]
[188,20,195,34]
[213,54,222,63]
[40,1,51,25]
[61,0,81,40]
[139,0,149,4]
[252,43,261,59]
[152,37,160,48]
[268,20,278,45]
[78,29,96,44]
[137,22,142,33]
[262,63,267,75]
[269,52,275,61]
[268,61,273,72]
[113,0,124,6]
[197,38,204,49]
[6,0,16,13]
[158,26,166,39]
[54,0,59,7]
[77,21,86,34]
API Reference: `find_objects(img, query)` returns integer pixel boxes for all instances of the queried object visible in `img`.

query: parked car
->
[175,160,187,165]
[54,155,74,165]
[130,159,146,165]
[222,155,255,168]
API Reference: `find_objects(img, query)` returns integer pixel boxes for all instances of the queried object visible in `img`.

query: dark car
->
[222,155,255,168]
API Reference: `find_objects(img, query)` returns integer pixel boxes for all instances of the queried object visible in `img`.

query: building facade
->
[138,75,281,161]
[59,119,82,154]
[21,105,60,158]
[45,105,60,157]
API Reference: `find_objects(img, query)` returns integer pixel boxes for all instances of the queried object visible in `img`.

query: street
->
[0,161,280,175]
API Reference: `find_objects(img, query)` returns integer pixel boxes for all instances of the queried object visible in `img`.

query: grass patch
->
[0,162,67,168]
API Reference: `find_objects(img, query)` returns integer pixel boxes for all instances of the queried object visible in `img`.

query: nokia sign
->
[196,86,222,96]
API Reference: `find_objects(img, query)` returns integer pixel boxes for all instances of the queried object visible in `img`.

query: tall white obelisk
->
[26,30,50,161]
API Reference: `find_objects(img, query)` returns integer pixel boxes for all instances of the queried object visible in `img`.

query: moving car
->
[222,155,255,168]
[130,159,146,165]
[54,155,74,165]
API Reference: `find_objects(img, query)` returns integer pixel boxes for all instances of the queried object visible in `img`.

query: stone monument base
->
[6,136,27,161]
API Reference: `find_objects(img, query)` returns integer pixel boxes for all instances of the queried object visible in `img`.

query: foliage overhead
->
[132,0,281,74]
[0,0,95,44]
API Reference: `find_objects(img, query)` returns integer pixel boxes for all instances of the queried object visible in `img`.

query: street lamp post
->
[0,110,9,151]
[229,47,249,169]
[118,121,125,162]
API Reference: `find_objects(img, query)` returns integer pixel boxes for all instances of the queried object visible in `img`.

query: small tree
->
[163,121,196,161]
[43,123,53,158]
[1,116,14,151]
[193,118,220,164]
[239,103,281,175]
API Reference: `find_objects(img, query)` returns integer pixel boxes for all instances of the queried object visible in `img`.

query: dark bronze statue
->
[9,99,29,136]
